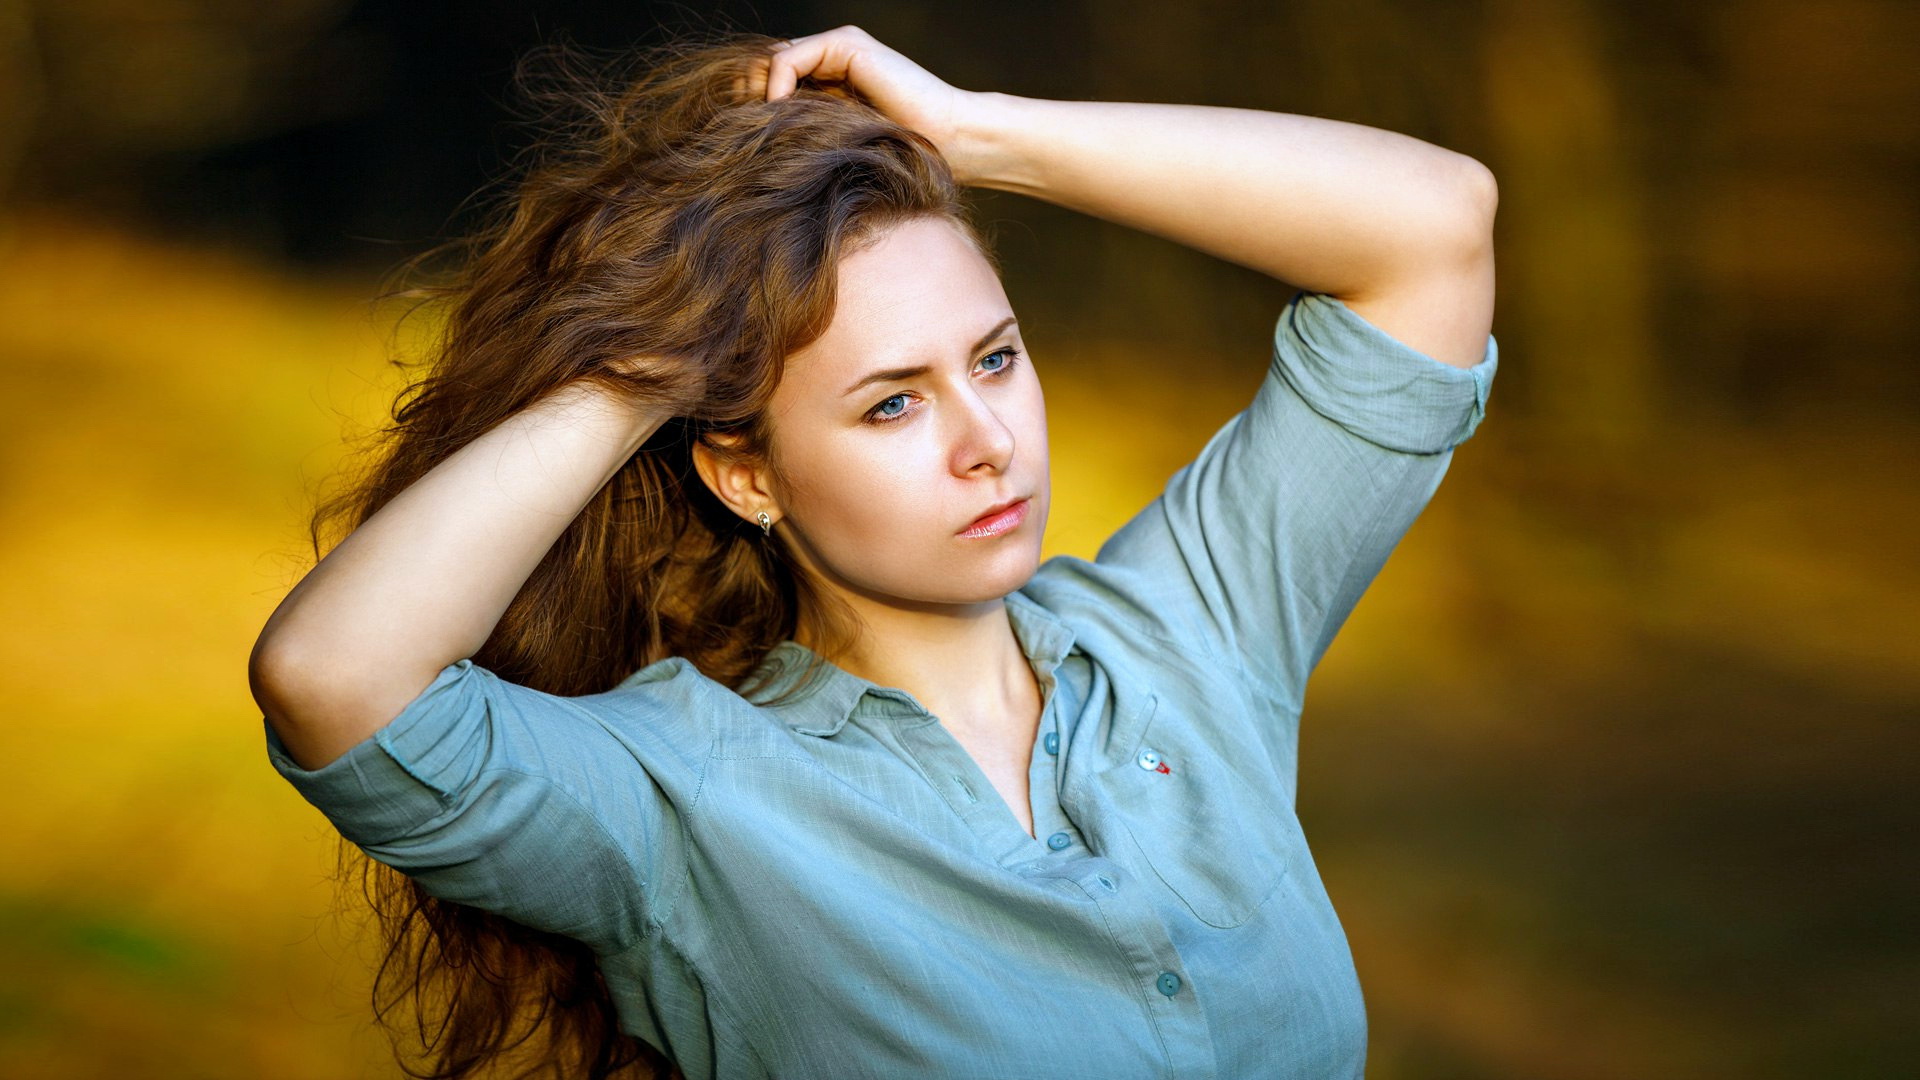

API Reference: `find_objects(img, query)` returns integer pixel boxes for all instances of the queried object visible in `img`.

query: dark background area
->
[0,2,1912,1077]
[21,0,1913,417]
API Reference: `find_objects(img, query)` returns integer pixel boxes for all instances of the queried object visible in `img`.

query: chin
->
[912,549,1040,606]
[977,545,1044,599]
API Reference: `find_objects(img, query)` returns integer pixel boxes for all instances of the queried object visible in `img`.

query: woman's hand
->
[759,26,990,183]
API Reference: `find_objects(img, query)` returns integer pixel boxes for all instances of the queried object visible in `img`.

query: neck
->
[802,593,1040,739]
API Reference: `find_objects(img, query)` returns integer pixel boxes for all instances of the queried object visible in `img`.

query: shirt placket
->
[883,667,1079,869]
[1056,655,1219,1079]
[885,665,1219,1080]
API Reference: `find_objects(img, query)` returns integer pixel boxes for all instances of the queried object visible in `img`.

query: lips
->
[960,495,1031,535]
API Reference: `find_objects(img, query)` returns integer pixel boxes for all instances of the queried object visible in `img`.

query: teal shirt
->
[265,290,1498,1079]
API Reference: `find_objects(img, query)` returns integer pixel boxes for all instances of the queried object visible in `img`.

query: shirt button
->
[1096,874,1115,892]
[1156,971,1182,997]
[1044,731,1059,755]
[1136,748,1161,771]
[1047,831,1072,851]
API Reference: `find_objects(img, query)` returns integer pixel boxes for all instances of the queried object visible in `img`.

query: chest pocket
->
[1092,692,1299,929]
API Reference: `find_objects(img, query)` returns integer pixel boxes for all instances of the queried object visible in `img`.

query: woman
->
[251,25,1498,1080]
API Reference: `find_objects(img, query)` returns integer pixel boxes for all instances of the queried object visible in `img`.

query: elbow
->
[250,629,351,735]
[1408,155,1496,273]
[249,636,383,772]
[249,632,314,734]
[1397,153,1498,268]
[1453,155,1498,248]
[250,629,455,769]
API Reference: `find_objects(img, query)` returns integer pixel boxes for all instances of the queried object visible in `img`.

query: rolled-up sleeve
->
[263,658,700,952]
[1088,289,1498,704]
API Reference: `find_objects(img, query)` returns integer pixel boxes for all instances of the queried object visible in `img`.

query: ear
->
[691,432,778,526]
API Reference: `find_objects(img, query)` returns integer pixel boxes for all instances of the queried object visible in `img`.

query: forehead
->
[778,217,1011,397]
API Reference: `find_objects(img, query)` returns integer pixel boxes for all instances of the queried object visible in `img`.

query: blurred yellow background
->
[0,1,1913,1077]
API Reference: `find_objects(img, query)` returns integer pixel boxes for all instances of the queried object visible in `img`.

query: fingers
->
[766,37,830,103]
[763,26,870,102]
[738,38,797,101]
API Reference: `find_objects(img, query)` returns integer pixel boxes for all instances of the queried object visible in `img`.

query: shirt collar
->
[742,588,1077,738]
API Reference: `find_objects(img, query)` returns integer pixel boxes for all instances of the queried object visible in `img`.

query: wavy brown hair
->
[306,29,996,1079]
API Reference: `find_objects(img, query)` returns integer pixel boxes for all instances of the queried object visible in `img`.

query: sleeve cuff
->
[262,659,485,846]
[1272,290,1499,454]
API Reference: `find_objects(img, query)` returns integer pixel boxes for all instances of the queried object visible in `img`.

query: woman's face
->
[713,214,1050,612]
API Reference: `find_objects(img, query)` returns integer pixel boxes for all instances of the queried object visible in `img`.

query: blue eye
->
[862,347,1024,426]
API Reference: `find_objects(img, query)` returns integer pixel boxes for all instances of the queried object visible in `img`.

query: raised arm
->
[249,382,675,770]
[763,25,1495,369]
[761,28,1502,726]
[953,94,1494,370]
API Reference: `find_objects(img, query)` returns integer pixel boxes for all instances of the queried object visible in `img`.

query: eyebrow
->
[839,316,1020,398]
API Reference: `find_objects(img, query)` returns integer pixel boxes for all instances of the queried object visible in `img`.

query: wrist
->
[946,90,1042,194]
[539,379,678,453]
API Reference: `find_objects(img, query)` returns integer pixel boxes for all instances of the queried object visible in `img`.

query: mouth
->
[958,496,1032,538]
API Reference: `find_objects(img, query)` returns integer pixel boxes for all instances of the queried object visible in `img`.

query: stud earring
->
[756,510,773,537]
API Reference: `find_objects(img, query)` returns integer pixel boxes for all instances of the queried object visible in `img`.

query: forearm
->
[951,92,1494,297]
[251,381,672,768]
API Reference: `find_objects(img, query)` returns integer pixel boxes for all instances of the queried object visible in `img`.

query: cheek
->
[786,436,934,544]
[1020,385,1051,465]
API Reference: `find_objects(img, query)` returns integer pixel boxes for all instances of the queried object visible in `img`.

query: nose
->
[949,382,1016,476]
